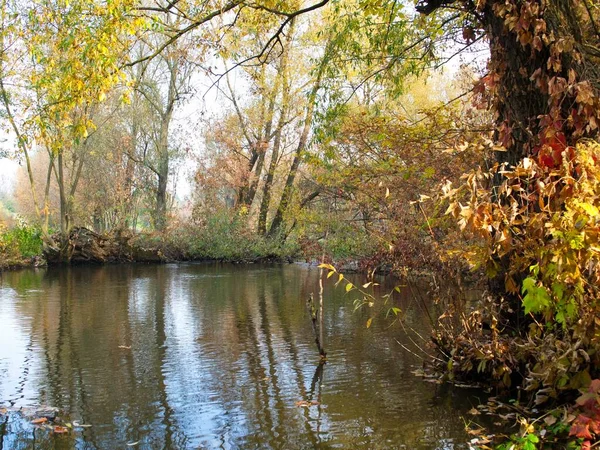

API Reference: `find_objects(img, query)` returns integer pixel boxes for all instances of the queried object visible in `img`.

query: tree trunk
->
[153,56,179,231]
[268,58,327,237]
[56,151,68,235]
[236,64,267,208]
[258,22,294,235]
[242,72,280,209]
[155,169,168,231]
[418,0,600,302]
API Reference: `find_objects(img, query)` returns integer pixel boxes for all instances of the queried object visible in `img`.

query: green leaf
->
[522,277,551,315]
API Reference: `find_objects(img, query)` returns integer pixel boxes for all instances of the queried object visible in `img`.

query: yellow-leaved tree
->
[0,0,143,238]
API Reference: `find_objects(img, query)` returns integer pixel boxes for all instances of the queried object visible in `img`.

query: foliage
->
[479,380,600,449]
[305,70,492,272]
[0,222,43,267]
[318,262,405,330]
[5,0,140,147]
[444,141,600,327]
[163,211,300,261]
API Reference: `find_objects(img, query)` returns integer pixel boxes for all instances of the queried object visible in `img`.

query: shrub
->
[0,222,43,266]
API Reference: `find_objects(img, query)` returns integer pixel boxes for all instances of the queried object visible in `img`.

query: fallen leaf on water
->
[31,417,48,425]
[295,400,320,407]
[118,345,131,349]
[53,426,69,434]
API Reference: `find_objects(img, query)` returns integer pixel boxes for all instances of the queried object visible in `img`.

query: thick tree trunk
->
[235,65,268,208]
[416,0,600,303]
[56,152,68,235]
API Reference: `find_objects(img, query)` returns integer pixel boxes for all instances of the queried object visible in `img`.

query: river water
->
[0,263,489,449]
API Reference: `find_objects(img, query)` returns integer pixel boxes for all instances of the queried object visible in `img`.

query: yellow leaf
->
[366,318,372,328]
[345,282,353,292]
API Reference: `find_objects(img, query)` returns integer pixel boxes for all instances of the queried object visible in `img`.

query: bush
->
[0,222,43,267]
[187,211,300,261]
[437,141,600,402]
[133,211,301,262]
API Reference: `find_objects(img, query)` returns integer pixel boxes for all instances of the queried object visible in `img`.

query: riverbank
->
[1,226,454,279]
[0,226,299,270]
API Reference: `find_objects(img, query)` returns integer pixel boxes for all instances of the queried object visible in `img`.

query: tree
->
[128,35,193,231]
[416,0,600,277]
[0,0,140,239]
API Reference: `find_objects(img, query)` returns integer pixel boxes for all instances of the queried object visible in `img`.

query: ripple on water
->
[0,264,490,449]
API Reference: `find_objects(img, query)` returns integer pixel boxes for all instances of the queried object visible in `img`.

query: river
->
[0,263,490,449]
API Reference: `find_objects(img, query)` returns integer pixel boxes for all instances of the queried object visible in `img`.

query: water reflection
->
[1,263,484,449]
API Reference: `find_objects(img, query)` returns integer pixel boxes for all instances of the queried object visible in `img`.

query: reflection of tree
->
[1,264,497,449]
[0,413,7,445]
[150,266,179,448]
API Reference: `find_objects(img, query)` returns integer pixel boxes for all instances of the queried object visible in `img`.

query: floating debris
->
[31,417,48,425]
[73,420,92,428]
[295,400,320,408]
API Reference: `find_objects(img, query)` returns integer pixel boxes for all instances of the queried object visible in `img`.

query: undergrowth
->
[0,222,43,268]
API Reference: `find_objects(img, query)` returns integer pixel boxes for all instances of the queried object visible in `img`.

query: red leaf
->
[589,379,600,394]
[570,415,595,440]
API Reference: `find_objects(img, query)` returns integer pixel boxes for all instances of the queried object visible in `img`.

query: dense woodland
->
[1,0,600,447]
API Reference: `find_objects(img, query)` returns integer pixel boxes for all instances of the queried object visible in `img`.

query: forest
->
[1,0,600,447]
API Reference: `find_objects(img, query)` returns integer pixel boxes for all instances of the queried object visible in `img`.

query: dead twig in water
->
[307,293,327,360]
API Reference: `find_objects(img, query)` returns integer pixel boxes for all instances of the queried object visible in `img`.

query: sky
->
[0,158,19,196]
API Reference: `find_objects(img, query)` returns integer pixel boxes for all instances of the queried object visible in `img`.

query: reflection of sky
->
[0,264,493,449]
[0,286,42,407]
